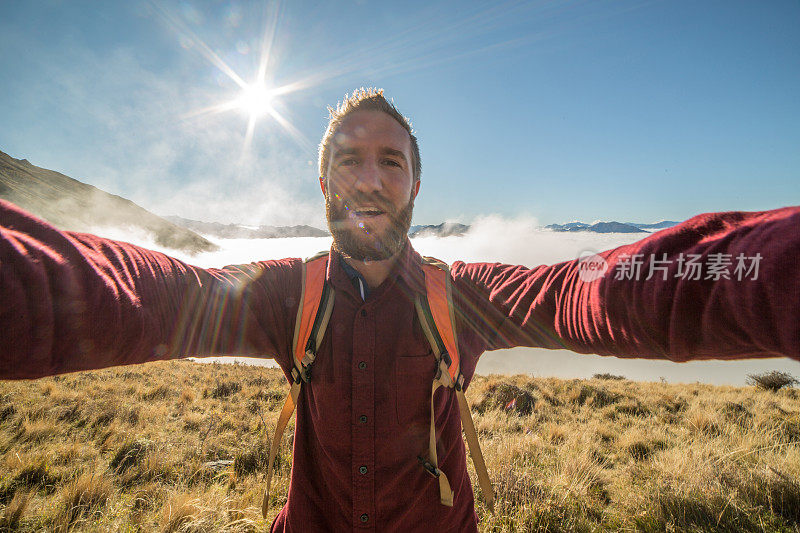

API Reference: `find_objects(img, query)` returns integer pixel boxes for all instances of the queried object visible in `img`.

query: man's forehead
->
[331,110,411,153]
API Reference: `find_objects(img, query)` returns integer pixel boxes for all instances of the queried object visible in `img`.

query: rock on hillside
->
[0,150,217,254]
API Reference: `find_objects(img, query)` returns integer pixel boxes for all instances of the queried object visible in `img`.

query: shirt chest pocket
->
[303,341,350,439]
[394,351,436,431]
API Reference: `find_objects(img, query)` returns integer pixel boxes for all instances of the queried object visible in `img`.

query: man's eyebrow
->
[332,147,408,163]
[380,147,408,163]
[332,147,359,158]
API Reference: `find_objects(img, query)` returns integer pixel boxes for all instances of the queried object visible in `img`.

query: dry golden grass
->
[0,362,797,531]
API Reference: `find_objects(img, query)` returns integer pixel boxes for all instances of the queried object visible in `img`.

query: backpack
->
[261,252,494,518]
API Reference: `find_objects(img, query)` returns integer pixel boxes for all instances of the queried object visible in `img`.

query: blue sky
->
[0,0,798,227]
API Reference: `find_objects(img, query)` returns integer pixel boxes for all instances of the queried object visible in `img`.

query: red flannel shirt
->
[1,200,799,532]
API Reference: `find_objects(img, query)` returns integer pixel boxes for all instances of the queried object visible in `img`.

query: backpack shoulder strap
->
[415,256,495,513]
[417,256,462,387]
[263,251,334,518]
[291,252,334,382]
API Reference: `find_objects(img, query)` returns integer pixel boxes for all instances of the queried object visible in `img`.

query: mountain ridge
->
[545,220,679,233]
[0,149,217,253]
[164,215,328,239]
[409,222,470,238]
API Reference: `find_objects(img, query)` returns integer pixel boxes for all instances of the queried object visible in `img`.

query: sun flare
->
[161,1,312,154]
[235,83,274,118]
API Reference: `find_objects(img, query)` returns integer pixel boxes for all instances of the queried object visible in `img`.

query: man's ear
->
[319,176,327,196]
[412,179,420,200]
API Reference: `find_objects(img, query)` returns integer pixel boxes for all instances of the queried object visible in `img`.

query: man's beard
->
[325,191,414,261]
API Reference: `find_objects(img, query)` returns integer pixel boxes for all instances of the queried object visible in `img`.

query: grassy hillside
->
[0,361,798,532]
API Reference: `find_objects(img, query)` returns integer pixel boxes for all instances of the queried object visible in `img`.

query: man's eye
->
[383,159,401,167]
[338,158,358,167]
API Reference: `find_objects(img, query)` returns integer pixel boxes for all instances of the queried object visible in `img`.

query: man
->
[1,88,799,532]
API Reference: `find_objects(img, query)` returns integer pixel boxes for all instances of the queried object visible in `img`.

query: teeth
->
[355,208,383,216]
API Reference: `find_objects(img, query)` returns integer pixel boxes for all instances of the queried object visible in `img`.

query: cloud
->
[411,214,640,266]
[109,213,642,268]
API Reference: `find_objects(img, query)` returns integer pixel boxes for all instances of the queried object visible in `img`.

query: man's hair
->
[318,88,421,182]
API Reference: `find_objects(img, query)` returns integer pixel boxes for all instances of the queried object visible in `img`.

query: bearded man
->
[321,92,419,264]
[1,88,799,532]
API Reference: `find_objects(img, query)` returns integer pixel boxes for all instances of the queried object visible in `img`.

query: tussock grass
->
[52,472,113,531]
[0,362,797,531]
[0,490,31,529]
[748,371,799,392]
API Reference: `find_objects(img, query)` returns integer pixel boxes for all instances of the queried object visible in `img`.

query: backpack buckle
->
[441,350,452,367]
[417,455,441,477]
[291,364,313,383]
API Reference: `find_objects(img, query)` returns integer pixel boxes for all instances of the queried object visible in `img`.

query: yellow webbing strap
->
[457,388,494,512]
[430,379,454,506]
[418,305,494,512]
[262,380,301,518]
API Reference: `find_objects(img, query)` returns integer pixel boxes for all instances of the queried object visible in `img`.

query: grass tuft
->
[110,438,153,474]
[592,373,626,381]
[568,383,620,408]
[0,490,31,529]
[747,371,798,392]
[234,442,269,478]
[53,472,113,531]
[474,382,536,415]
[205,381,242,399]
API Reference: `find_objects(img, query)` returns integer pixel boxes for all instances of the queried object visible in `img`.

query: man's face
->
[322,110,420,261]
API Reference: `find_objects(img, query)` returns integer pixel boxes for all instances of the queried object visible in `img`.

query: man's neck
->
[340,246,405,289]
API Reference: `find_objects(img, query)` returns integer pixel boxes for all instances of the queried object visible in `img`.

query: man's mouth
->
[352,207,386,218]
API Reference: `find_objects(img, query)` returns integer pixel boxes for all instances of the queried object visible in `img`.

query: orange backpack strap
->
[263,252,334,519]
[418,257,462,387]
[291,251,334,383]
[415,256,495,513]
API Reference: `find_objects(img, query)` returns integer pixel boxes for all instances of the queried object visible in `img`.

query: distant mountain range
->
[164,215,328,239]
[410,220,680,236]
[545,220,679,233]
[622,220,681,230]
[0,150,217,253]
[409,222,470,238]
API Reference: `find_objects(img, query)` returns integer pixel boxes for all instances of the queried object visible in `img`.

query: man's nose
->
[353,159,383,193]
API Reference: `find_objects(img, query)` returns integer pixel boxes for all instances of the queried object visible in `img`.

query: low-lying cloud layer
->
[94,217,799,386]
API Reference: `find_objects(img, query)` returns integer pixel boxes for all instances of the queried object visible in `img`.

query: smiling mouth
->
[352,207,386,218]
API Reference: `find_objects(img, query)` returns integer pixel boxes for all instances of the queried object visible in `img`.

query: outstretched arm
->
[0,200,296,379]
[452,206,800,362]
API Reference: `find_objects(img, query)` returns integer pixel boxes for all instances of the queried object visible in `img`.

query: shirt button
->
[360,513,369,523]
[359,415,367,424]
[358,361,367,370]
[361,309,367,317]
[359,465,368,474]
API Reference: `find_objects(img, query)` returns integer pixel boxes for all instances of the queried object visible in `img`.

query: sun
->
[234,82,274,118]
[163,1,311,153]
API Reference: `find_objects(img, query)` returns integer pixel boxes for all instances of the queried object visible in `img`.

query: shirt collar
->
[340,257,369,300]
[326,239,427,299]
